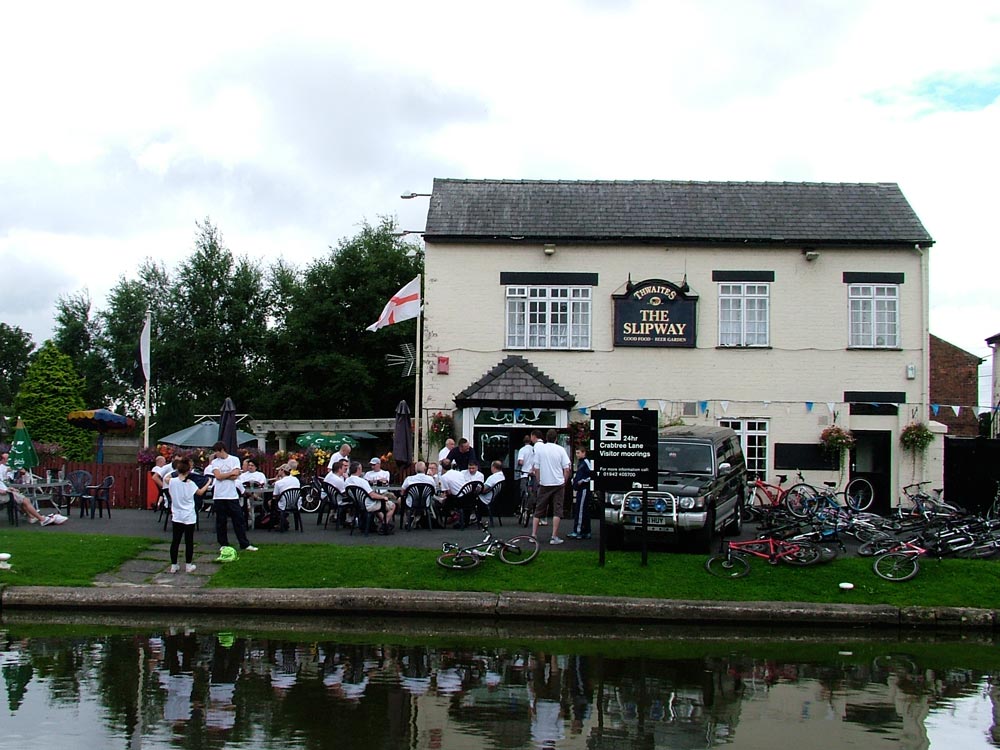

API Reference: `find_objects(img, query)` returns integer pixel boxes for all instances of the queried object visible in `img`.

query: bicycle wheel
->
[846,477,875,511]
[873,552,919,581]
[499,535,541,565]
[436,551,481,570]
[705,552,751,579]
[784,484,817,518]
[299,488,322,514]
[744,486,769,520]
[779,540,822,566]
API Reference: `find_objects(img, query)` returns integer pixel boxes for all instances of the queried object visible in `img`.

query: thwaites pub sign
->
[613,278,697,347]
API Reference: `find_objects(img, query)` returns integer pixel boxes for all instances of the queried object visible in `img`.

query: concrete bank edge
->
[1,585,997,629]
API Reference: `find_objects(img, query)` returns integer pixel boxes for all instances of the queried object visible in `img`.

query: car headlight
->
[654,498,668,513]
[678,497,696,510]
[606,493,624,508]
[627,497,643,512]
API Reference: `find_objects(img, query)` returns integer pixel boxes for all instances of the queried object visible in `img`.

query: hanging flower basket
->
[820,425,855,455]
[900,422,934,452]
[429,412,454,441]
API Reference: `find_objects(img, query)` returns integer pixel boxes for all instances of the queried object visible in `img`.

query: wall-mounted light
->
[803,249,820,262]
[400,191,432,199]
[906,363,917,380]
[543,244,556,256]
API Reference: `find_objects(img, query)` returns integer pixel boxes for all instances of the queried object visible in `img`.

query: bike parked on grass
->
[437,522,541,569]
[872,538,928,582]
[704,536,822,578]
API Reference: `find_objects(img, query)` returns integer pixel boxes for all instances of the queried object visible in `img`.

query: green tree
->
[13,341,93,460]
[52,290,112,408]
[259,216,422,418]
[0,322,34,412]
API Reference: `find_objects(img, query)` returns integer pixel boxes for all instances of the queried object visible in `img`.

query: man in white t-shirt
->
[0,478,53,524]
[345,461,396,532]
[208,441,257,552]
[326,443,352,471]
[271,464,301,512]
[324,459,348,494]
[400,460,436,529]
[0,453,10,483]
[364,457,390,486]
[437,438,455,464]
[459,459,485,487]
[151,456,173,488]
[532,429,571,544]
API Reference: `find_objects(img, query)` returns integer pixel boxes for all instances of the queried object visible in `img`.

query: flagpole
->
[143,309,151,448]
[415,275,424,460]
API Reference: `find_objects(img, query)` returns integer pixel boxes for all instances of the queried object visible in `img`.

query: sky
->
[1,0,998,409]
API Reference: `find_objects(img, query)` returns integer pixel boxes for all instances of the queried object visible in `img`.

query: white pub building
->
[419,179,938,513]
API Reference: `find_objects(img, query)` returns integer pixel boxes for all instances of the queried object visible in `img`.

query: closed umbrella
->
[392,400,413,466]
[295,432,359,450]
[67,408,136,464]
[218,397,238,455]
[8,418,39,471]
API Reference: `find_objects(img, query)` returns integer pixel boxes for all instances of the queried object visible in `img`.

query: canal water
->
[1,612,997,749]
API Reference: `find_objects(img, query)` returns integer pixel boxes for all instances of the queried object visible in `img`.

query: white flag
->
[366,276,421,332]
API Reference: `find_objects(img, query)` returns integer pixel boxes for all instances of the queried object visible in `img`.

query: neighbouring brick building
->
[929,334,982,437]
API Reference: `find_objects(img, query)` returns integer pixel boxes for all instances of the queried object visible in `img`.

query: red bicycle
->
[705,536,822,578]
[744,471,816,520]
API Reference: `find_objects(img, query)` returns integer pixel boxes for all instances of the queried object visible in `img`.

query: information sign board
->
[591,409,658,491]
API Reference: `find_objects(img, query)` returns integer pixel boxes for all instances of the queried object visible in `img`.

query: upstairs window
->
[506,286,591,349]
[849,284,898,348]
[719,283,769,346]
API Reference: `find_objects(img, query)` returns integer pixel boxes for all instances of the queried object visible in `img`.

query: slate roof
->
[454,355,576,407]
[424,179,934,246]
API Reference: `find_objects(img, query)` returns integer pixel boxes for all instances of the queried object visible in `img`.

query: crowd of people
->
[0,451,70,526]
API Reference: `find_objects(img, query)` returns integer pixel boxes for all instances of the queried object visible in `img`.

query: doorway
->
[849,431,892,515]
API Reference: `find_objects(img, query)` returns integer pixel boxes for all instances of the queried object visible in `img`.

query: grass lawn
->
[208,544,1000,610]
[0,531,154,587]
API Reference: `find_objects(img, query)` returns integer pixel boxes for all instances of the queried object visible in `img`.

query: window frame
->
[505,285,592,350]
[717,282,770,347]
[719,418,769,478]
[848,283,899,349]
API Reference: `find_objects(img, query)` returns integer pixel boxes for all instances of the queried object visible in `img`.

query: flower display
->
[429,412,454,440]
[820,425,855,454]
[900,422,934,452]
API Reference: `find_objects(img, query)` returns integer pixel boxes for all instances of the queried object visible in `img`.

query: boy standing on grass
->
[168,457,212,573]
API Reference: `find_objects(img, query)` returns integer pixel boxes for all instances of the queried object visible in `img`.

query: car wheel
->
[724,501,742,536]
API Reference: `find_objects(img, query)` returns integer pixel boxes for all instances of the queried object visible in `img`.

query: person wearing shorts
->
[532,429,570,544]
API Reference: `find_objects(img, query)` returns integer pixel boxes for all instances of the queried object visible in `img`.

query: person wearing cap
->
[364,457,390,486]
[345,460,396,533]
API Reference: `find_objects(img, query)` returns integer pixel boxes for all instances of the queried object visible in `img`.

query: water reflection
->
[0,618,998,749]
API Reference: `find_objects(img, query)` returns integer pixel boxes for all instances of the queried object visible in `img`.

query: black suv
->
[603,425,747,551]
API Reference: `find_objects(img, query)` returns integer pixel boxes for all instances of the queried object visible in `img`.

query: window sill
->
[846,347,903,351]
[715,345,772,350]
[504,348,594,353]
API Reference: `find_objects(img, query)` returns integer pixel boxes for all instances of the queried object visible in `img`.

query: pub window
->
[506,286,591,350]
[849,284,898,348]
[719,418,768,477]
[719,283,769,347]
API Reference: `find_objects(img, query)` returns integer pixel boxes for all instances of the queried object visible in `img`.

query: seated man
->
[364,457,390,486]
[0,477,61,525]
[460,459,485,486]
[400,460,436,529]
[484,460,504,490]
[324,458,351,525]
[269,464,301,517]
[346,460,395,533]
[238,459,268,488]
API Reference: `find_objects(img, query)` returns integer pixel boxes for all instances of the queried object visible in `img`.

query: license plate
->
[624,515,668,526]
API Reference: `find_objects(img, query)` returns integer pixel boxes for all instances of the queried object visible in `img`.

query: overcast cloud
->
[1,0,997,406]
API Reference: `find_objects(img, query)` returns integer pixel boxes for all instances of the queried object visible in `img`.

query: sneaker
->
[29,517,38,524]
[185,563,197,573]
[169,564,179,573]
[549,536,564,545]
[40,515,55,526]
[581,533,592,540]
[52,514,68,525]
[567,532,581,539]
[242,545,259,552]
[539,519,549,526]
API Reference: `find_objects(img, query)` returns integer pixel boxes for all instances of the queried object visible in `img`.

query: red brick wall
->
[929,334,982,437]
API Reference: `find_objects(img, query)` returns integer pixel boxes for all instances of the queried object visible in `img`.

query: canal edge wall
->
[1,585,997,630]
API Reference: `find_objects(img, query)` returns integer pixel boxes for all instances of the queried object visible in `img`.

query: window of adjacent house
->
[718,283,769,346]
[506,286,591,349]
[719,418,768,477]
[848,284,898,348]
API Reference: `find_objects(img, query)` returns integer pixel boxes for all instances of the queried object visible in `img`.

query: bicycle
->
[872,538,927,582]
[437,522,541,569]
[704,536,822,578]
[514,470,536,527]
[786,476,876,518]
[744,471,816,520]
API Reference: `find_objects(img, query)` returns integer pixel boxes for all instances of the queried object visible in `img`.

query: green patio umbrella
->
[8,418,39,470]
[295,432,359,450]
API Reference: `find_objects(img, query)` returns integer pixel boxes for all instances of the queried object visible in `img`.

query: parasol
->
[159,421,258,448]
[392,400,413,465]
[8,418,39,471]
[67,408,137,464]
[218,397,238,455]
[295,432,359,450]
